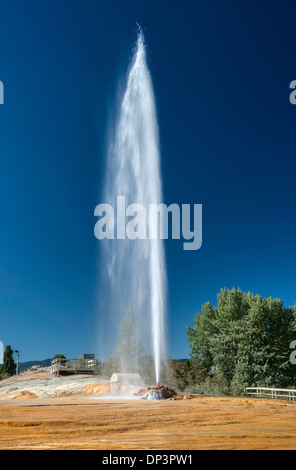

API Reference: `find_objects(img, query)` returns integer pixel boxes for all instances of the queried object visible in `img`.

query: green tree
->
[1,345,16,378]
[100,355,117,378]
[52,354,66,365]
[187,288,296,390]
[100,308,159,382]
[187,301,218,369]
[113,306,145,374]
[140,353,155,385]
[168,358,207,392]
[53,354,66,360]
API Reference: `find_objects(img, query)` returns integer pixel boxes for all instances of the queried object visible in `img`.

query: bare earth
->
[0,368,296,450]
[0,395,296,450]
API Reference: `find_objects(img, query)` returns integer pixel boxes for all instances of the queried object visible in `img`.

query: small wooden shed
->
[110,372,142,395]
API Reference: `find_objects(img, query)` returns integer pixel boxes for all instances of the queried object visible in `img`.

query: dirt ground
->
[0,395,296,450]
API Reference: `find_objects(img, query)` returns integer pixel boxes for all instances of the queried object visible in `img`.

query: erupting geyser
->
[99,28,167,383]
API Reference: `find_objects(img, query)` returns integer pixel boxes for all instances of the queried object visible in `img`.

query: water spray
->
[100,27,167,383]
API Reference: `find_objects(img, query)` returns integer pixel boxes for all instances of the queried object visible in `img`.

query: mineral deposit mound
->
[134,384,177,400]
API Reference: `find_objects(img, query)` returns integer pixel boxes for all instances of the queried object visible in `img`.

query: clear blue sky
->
[0,0,296,362]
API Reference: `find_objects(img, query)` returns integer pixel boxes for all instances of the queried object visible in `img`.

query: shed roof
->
[110,373,142,385]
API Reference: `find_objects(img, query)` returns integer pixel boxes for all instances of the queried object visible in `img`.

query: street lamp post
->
[15,350,20,375]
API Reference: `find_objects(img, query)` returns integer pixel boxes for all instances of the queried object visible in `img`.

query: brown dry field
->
[0,395,296,450]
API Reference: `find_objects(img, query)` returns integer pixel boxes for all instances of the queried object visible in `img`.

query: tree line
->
[2,288,296,396]
[185,288,296,394]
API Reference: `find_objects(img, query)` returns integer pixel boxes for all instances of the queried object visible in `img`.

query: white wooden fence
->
[246,387,296,401]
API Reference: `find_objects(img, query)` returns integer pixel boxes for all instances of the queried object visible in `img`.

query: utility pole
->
[15,350,20,375]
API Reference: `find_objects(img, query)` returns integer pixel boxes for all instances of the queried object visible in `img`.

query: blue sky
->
[0,0,296,362]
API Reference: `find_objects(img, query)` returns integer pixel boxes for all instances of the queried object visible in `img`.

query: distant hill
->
[18,358,53,372]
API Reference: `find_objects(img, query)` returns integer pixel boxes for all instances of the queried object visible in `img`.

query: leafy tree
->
[113,306,145,374]
[53,354,66,360]
[187,301,218,369]
[140,353,155,385]
[52,354,66,365]
[100,355,117,378]
[102,307,165,385]
[168,358,207,392]
[187,288,296,390]
[0,345,16,378]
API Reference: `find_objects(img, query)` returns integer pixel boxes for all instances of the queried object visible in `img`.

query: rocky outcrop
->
[134,384,177,400]
[0,369,110,399]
